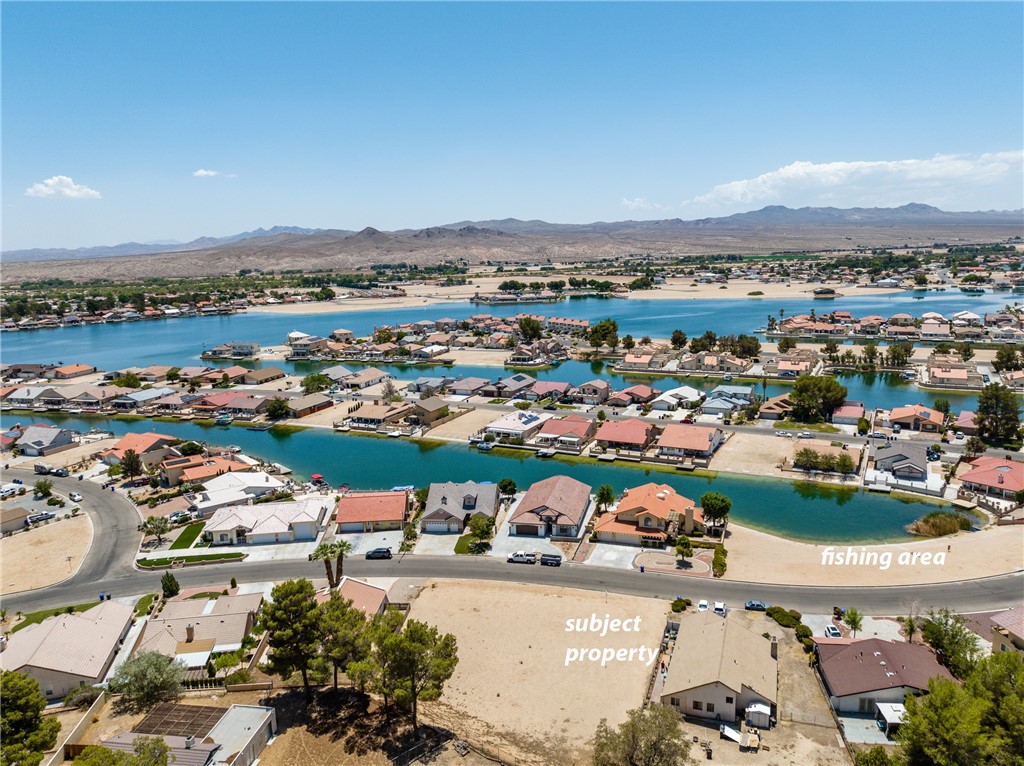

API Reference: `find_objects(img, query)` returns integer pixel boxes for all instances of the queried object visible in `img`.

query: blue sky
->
[3,1,1022,250]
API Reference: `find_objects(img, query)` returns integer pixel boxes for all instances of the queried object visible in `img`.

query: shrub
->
[224,668,253,685]
[788,609,802,622]
[712,544,727,578]
[767,606,800,629]
[795,624,813,641]
[63,685,102,709]
[671,598,692,613]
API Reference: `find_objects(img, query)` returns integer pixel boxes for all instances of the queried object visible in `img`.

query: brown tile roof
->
[816,638,954,698]
[656,424,720,453]
[510,475,592,527]
[335,491,408,524]
[991,605,1024,637]
[616,483,698,522]
[595,418,653,446]
[336,577,389,615]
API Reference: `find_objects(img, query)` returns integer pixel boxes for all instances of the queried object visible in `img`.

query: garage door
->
[337,522,363,534]
[515,524,540,536]
[423,521,449,532]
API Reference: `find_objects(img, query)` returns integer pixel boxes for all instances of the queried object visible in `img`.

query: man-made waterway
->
[7,413,938,545]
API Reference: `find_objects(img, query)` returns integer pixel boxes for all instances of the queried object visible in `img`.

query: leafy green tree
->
[497,478,517,496]
[301,373,331,395]
[592,705,692,766]
[964,436,987,458]
[861,343,879,367]
[675,536,692,560]
[262,578,324,703]
[776,336,797,353]
[955,342,975,362]
[33,479,53,497]
[112,372,142,389]
[108,651,185,714]
[898,675,988,766]
[120,449,143,480]
[393,619,459,734]
[1,670,61,766]
[380,378,400,403]
[976,383,1022,446]
[517,317,543,341]
[791,374,849,423]
[822,340,840,358]
[836,452,856,475]
[160,571,179,598]
[993,346,1021,372]
[588,318,619,349]
[844,607,864,637]
[699,492,732,530]
[595,484,616,513]
[177,441,203,456]
[374,327,394,343]
[75,736,172,766]
[853,746,895,766]
[885,342,914,368]
[689,330,717,353]
[622,334,636,350]
[670,330,687,349]
[266,397,290,419]
[932,399,951,415]
[597,409,607,421]
[346,607,407,711]
[733,334,761,358]
[467,514,495,541]
[321,594,368,689]
[141,516,171,545]
[921,607,981,679]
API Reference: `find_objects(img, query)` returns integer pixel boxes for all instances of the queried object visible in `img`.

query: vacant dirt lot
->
[715,431,790,478]
[409,579,669,765]
[426,407,496,441]
[1,513,92,595]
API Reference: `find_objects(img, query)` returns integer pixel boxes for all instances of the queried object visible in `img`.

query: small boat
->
[476,442,494,451]
[536,449,556,458]
[214,415,233,426]
[388,431,402,438]
[723,374,733,382]
[390,485,415,492]
[247,424,272,431]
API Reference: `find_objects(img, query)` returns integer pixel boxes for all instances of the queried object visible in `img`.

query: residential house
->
[242,367,287,386]
[206,498,328,545]
[594,483,699,544]
[137,594,263,669]
[594,418,656,453]
[15,425,75,456]
[287,335,331,359]
[176,366,221,383]
[532,414,597,451]
[335,576,390,615]
[448,377,490,397]
[335,490,408,533]
[959,456,1024,500]
[1002,369,1024,390]
[885,326,921,340]
[187,471,286,516]
[888,313,915,326]
[709,384,756,403]
[650,386,703,411]
[411,344,449,360]
[1,506,29,533]
[990,605,1024,656]
[100,432,177,469]
[887,404,944,432]
[420,481,500,533]
[920,319,951,340]
[873,443,929,481]
[484,410,553,441]
[656,424,724,460]
[547,316,590,335]
[52,363,96,379]
[758,394,794,421]
[0,601,134,700]
[832,401,866,426]
[160,454,255,487]
[4,386,54,408]
[287,392,333,418]
[482,373,536,399]
[221,395,269,419]
[661,613,778,723]
[522,380,571,402]
[407,376,455,396]
[344,367,391,390]
[701,395,748,418]
[953,410,978,436]
[763,349,819,377]
[815,637,954,714]
[606,384,660,408]
[111,387,177,411]
[569,380,610,405]
[619,353,656,371]
[508,475,592,538]
[678,351,753,374]
[951,310,982,327]
[331,328,356,342]
[350,401,414,428]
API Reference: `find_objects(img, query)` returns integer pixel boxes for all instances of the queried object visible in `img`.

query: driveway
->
[335,529,401,555]
[838,714,892,746]
[487,517,562,559]
[414,531,461,556]
[583,542,645,570]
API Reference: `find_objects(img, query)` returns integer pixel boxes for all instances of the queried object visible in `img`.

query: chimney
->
[684,505,695,535]
[770,636,778,660]
[185,624,194,643]
[185,736,195,750]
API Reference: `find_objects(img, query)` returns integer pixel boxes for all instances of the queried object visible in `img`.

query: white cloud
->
[193,168,221,177]
[621,196,671,212]
[682,151,1024,213]
[24,175,101,199]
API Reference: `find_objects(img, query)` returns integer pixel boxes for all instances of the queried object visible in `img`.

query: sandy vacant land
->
[1,514,93,595]
[714,431,791,478]
[410,579,669,765]
[723,521,1024,588]
[426,408,497,441]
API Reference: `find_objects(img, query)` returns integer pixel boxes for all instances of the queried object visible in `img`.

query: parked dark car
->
[365,547,393,560]
[744,600,770,611]
[51,468,70,477]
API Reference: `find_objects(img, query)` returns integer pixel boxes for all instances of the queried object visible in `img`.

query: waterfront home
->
[547,316,590,335]
[151,392,196,412]
[594,483,699,544]
[700,395,748,417]
[508,475,592,538]
[951,310,982,326]
[928,360,982,388]
[221,395,269,419]
[446,376,488,397]
[188,471,286,515]
[481,373,537,399]
[532,414,597,451]
[177,365,221,382]
[888,313,914,326]
[111,387,177,411]
[606,384,660,408]
[0,601,133,700]
[660,612,777,723]
[619,352,656,371]
[407,376,454,396]
[243,366,287,386]
[522,380,571,402]
[709,384,755,402]
[5,386,57,408]
[887,404,944,432]
[656,424,723,460]
[569,379,610,405]
[885,325,921,340]
[920,319,952,341]
[52,363,96,379]
[854,315,885,335]
[350,400,414,428]
[420,481,500,533]
[678,351,753,374]
[411,344,449,360]
[953,410,978,435]
[204,340,260,358]
[831,401,866,426]
[160,453,255,487]
[206,498,328,545]
[484,410,553,441]
[594,418,656,453]
[989,605,1024,656]
[763,349,819,377]
[331,328,355,342]
[985,312,1018,327]
[100,432,177,468]
[137,593,263,669]
[344,367,391,390]
[952,326,986,341]
[1,363,57,380]
[136,365,175,382]
[815,637,953,714]
[650,385,704,411]
[287,392,334,418]
[15,425,76,457]
[192,391,241,414]
[873,443,929,481]
[412,397,450,426]
[210,365,251,384]
[960,456,1024,500]
[288,335,331,358]
[758,394,795,421]
[335,490,409,533]
[1002,370,1024,390]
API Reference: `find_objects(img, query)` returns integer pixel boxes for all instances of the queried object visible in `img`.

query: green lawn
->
[169,521,206,550]
[188,590,229,600]
[134,593,157,618]
[12,601,101,633]
[454,534,489,554]
[137,552,244,568]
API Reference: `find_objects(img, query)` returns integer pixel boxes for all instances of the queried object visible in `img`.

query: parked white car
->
[696,599,709,612]
[713,601,727,617]
[69,492,83,502]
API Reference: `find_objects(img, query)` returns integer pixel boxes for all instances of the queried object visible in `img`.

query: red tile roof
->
[595,418,653,447]
[961,456,1024,493]
[335,491,408,524]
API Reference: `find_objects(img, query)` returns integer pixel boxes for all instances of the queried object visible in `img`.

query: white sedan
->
[69,492,83,502]
[697,599,709,612]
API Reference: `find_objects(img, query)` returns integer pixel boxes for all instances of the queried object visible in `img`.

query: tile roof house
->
[137,594,263,669]
[758,394,794,421]
[960,456,1024,499]
[656,425,723,459]
[0,601,134,699]
[508,475,592,538]
[448,377,490,397]
[206,498,329,545]
[332,576,390,615]
[888,404,944,432]
[344,367,391,390]
[594,418,656,452]
[953,410,978,435]
[594,483,699,544]
[533,414,597,451]
[607,384,661,408]
[569,380,610,405]
[420,481,500,533]
[335,490,409,533]
[100,431,176,467]
[831,401,866,426]
[350,401,414,428]
[242,366,287,385]
[815,637,954,713]
[286,392,333,418]
[990,605,1024,656]
[52,363,96,379]
[660,613,778,723]
[522,380,572,401]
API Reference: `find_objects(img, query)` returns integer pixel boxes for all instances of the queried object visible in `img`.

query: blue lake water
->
[5,413,940,544]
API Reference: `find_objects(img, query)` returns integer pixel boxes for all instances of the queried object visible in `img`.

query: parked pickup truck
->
[507,551,536,564]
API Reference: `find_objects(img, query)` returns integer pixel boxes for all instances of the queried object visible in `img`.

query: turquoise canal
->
[7,413,939,545]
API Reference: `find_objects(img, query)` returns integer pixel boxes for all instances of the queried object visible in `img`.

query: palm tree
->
[141,516,171,546]
[334,539,354,581]
[595,485,615,514]
[312,542,338,588]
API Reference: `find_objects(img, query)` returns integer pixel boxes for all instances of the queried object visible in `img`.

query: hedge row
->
[712,544,727,578]
[766,606,815,653]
